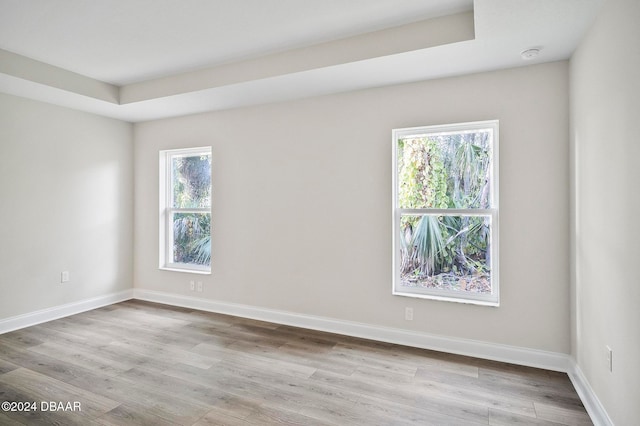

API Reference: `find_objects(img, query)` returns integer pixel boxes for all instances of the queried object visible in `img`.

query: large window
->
[392,121,499,305]
[160,147,212,273]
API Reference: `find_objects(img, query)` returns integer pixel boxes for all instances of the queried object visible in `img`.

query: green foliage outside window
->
[172,154,212,266]
[398,131,492,293]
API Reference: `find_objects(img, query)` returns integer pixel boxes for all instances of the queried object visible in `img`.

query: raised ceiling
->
[0,0,474,85]
[0,0,603,122]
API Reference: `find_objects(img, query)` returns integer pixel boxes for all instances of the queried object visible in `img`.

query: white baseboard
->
[133,288,570,373]
[567,361,614,426]
[0,290,133,334]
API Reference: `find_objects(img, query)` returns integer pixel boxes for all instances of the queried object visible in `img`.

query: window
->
[392,121,499,305]
[160,147,212,273]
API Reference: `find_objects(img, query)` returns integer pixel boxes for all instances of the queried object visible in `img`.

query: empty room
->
[0,0,638,425]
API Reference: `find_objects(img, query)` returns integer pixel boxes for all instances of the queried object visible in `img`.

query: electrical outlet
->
[606,346,613,372]
[61,271,70,283]
[197,281,203,292]
[190,280,195,291]
[405,307,413,321]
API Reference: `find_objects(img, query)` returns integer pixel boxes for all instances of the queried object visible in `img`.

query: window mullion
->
[168,208,210,214]
[398,208,494,216]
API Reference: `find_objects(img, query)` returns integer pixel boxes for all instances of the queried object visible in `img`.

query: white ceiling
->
[0,0,603,122]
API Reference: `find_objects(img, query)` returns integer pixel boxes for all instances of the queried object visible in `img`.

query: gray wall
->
[570,0,640,423]
[0,93,133,318]
[135,61,571,353]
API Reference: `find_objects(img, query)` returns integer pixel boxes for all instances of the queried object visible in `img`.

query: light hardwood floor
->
[0,300,592,425]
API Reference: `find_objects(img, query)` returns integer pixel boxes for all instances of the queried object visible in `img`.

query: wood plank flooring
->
[0,300,592,425]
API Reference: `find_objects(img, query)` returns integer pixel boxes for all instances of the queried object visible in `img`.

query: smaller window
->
[159,147,212,273]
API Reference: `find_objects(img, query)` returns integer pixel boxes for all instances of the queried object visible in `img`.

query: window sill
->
[160,267,211,275]
[393,290,499,307]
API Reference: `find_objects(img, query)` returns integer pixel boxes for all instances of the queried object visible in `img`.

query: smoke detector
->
[521,47,542,60]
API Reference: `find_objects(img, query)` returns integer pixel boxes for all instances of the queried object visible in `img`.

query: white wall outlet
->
[190,280,195,291]
[405,307,413,321]
[196,281,203,292]
[61,271,70,283]
[606,346,613,372]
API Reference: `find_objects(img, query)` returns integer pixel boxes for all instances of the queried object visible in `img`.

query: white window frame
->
[392,120,499,306]
[159,146,212,274]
